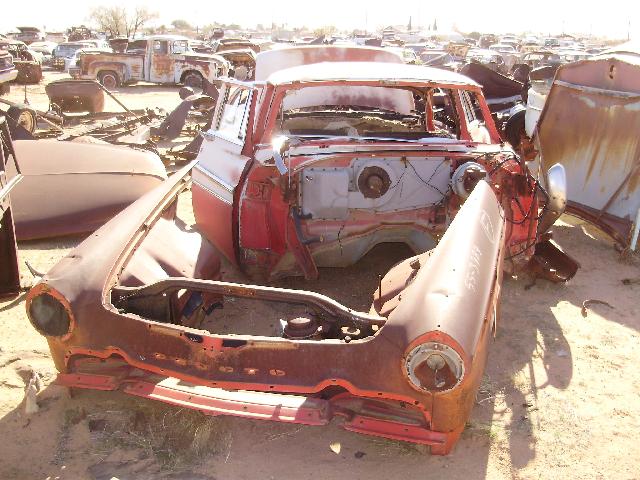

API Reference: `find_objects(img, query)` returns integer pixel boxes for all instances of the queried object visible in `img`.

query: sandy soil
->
[4,70,183,112]
[1,71,640,480]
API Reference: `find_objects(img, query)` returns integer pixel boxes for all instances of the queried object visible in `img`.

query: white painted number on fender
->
[465,245,482,292]
[480,209,496,244]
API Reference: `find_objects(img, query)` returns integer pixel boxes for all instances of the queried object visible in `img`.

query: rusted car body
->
[69,35,230,90]
[0,40,43,84]
[51,41,95,71]
[7,140,166,240]
[26,47,573,454]
[0,116,21,298]
[0,50,18,96]
[465,48,507,74]
[535,46,640,250]
[195,47,552,281]
[12,27,45,45]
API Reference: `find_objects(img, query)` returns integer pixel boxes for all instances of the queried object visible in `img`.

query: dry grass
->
[85,397,231,469]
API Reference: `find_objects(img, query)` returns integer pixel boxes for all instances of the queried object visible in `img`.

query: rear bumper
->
[58,367,459,453]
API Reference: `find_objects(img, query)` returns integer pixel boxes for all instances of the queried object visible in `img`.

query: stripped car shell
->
[26,166,504,454]
[193,54,556,280]
[26,48,575,454]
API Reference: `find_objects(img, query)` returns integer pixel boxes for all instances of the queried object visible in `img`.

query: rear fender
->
[380,181,505,432]
[86,62,127,82]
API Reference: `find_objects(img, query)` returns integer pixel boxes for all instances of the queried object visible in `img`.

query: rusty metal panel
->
[7,139,166,240]
[150,53,174,83]
[0,117,21,298]
[45,79,105,113]
[537,54,640,247]
[81,53,144,82]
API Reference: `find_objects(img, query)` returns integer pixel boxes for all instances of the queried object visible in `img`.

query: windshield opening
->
[172,40,190,54]
[274,85,463,141]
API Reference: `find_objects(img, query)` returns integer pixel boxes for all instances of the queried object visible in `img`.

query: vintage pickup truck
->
[69,35,230,89]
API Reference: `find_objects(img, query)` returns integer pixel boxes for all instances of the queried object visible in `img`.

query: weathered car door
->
[192,82,254,264]
[0,117,21,298]
[147,40,174,84]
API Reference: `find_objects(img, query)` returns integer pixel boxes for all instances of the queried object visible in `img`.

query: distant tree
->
[89,7,126,37]
[171,19,193,30]
[88,6,158,38]
[468,31,481,40]
[433,19,438,31]
[127,7,158,38]
[314,26,337,37]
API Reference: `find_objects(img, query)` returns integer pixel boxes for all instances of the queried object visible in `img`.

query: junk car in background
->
[12,26,45,45]
[26,46,576,455]
[51,41,97,71]
[69,35,230,90]
[0,49,17,96]
[0,40,43,84]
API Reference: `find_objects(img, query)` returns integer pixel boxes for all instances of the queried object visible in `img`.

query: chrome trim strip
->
[192,166,234,204]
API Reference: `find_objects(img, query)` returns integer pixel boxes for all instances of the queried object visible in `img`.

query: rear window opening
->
[274,86,465,140]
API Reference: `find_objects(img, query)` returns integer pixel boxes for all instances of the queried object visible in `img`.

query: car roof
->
[266,61,479,87]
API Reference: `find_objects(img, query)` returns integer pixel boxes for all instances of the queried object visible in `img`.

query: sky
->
[1,0,636,40]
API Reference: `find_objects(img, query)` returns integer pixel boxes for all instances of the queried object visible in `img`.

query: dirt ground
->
[1,71,640,480]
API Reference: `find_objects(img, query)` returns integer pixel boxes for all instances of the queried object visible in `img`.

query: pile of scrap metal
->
[0,116,21,298]
[0,39,43,84]
[0,79,217,166]
[25,46,579,456]
[465,43,640,253]
[527,42,640,252]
